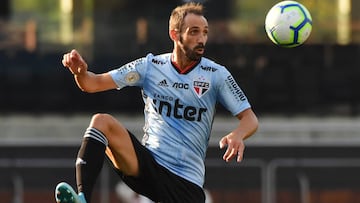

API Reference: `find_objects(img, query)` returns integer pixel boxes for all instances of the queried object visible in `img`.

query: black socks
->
[76,127,108,203]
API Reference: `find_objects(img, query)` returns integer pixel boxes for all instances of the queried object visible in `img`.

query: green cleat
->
[55,182,87,203]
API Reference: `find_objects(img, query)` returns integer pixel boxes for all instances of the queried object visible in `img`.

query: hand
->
[219,133,245,163]
[62,49,88,75]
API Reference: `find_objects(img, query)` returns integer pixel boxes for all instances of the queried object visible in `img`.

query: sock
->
[76,127,108,203]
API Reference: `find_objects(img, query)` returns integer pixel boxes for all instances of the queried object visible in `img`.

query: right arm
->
[62,49,117,93]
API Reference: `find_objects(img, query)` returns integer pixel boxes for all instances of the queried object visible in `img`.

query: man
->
[55,2,258,203]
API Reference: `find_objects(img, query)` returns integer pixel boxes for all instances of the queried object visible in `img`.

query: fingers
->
[220,138,245,163]
[237,143,245,162]
[223,146,241,162]
[62,49,80,67]
[62,52,69,67]
[62,49,87,75]
[219,137,226,149]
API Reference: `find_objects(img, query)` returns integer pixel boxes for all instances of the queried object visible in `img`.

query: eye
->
[190,29,199,35]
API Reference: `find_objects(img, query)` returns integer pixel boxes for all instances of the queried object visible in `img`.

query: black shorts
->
[106,131,205,203]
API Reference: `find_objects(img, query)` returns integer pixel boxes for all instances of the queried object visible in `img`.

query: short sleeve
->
[217,69,251,116]
[108,55,151,89]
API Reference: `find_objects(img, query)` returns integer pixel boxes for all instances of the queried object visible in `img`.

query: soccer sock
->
[76,127,108,203]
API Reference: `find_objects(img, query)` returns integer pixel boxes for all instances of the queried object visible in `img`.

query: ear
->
[169,29,179,41]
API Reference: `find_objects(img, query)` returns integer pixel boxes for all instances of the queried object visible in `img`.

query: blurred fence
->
[1,115,360,203]
[2,145,360,203]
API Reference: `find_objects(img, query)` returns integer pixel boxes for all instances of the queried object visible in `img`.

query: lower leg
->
[76,127,108,203]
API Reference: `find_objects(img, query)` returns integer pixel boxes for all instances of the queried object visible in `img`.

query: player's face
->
[178,13,208,61]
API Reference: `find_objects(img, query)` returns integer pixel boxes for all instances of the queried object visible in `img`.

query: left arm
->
[219,108,258,162]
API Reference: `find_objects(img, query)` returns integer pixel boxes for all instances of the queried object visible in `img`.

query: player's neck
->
[171,52,197,71]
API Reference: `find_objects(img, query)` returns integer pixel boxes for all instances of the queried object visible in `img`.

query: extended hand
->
[219,133,245,162]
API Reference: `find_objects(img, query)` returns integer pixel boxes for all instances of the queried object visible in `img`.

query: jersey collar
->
[170,54,201,74]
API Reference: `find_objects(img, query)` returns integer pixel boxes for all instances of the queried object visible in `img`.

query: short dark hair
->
[169,2,204,32]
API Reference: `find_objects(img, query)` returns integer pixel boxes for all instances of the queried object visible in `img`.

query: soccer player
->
[55,2,258,203]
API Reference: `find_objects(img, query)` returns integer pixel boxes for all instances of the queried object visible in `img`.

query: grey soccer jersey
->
[109,53,251,187]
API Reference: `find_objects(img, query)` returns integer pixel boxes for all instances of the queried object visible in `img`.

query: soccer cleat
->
[55,182,87,203]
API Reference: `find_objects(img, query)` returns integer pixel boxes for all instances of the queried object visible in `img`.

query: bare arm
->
[219,108,259,162]
[62,49,117,93]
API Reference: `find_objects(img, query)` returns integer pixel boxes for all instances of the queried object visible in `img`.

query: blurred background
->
[1,0,360,202]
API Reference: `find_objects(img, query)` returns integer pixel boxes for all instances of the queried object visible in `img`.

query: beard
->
[180,36,205,61]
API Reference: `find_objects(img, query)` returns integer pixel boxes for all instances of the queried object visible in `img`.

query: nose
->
[198,33,207,44]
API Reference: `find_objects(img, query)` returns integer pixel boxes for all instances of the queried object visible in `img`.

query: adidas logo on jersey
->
[158,79,169,87]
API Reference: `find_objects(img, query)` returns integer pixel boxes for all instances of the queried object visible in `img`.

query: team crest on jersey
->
[193,75,210,98]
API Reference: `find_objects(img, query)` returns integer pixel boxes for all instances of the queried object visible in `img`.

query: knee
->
[89,113,129,145]
[90,113,116,132]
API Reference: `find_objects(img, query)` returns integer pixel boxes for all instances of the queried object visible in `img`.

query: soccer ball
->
[265,0,312,48]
